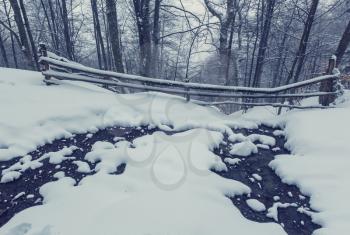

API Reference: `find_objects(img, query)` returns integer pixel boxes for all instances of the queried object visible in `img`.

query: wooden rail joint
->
[38,43,52,84]
[184,78,190,102]
[319,55,340,106]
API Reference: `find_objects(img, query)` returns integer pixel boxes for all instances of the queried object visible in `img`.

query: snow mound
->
[229,141,258,157]
[246,199,266,212]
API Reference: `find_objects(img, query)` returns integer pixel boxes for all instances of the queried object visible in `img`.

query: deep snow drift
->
[0,68,349,234]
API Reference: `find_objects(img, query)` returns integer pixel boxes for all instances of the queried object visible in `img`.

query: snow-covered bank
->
[238,93,350,235]
[0,68,285,234]
[1,67,350,234]
[0,68,255,162]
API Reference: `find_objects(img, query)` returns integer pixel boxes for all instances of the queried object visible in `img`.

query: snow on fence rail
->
[38,44,342,109]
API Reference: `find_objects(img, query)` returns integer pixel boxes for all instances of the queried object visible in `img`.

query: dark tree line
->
[0,0,349,90]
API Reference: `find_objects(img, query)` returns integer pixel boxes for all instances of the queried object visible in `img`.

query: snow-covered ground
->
[236,94,350,235]
[0,68,350,234]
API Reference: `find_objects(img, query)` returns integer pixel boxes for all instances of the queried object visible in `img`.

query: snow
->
[229,141,258,157]
[0,128,285,235]
[53,171,65,179]
[13,192,26,201]
[238,92,350,234]
[224,157,241,165]
[273,130,285,136]
[228,133,247,143]
[252,173,262,181]
[257,144,270,149]
[0,68,256,162]
[1,146,78,183]
[267,202,298,222]
[248,134,276,146]
[268,104,350,234]
[0,68,285,234]
[1,171,21,183]
[73,160,91,173]
[2,67,349,234]
[47,146,77,164]
[246,199,266,212]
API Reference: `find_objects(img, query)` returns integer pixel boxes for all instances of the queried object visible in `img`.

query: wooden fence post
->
[38,43,51,83]
[319,56,338,106]
[185,79,190,102]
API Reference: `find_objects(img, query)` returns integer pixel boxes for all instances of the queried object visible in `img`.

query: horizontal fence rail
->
[38,44,342,110]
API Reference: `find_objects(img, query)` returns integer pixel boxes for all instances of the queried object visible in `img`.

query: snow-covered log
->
[44,70,338,99]
[40,56,340,94]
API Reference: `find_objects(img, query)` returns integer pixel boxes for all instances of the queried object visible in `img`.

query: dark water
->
[213,126,321,235]
[0,125,320,234]
[0,126,155,227]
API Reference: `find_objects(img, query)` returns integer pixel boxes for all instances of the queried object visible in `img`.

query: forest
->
[0,0,349,89]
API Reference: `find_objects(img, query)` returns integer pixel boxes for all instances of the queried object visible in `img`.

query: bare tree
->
[252,0,277,87]
[18,0,39,70]
[204,0,236,81]
[60,0,74,60]
[151,0,161,78]
[133,0,152,76]
[0,29,9,67]
[91,0,107,69]
[9,0,34,69]
[286,0,320,84]
[106,0,124,72]
[335,19,350,66]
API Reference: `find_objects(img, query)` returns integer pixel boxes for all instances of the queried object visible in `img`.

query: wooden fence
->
[38,44,342,110]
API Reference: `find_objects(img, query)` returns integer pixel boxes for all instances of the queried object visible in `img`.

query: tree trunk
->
[0,31,9,67]
[247,0,262,87]
[335,19,350,66]
[3,0,18,68]
[18,0,40,70]
[91,0,107,69]
[204,0,235,80]
[9,0,34,69]
[225,16,238,85]
[105,0,124,72]
[151,0,161,78]
[272,8,295,87]
[60,0,74,60]
[252,0,276,87]
[48,0,60,53]
[286,0,319,84]
[133,0,152,76]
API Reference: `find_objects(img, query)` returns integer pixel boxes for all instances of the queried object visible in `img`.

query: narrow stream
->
[0,125,320,235]
[213,125,321,235]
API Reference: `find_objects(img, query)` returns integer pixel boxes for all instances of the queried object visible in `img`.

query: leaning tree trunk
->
[335,19,350,66]
[105,0,124,73]
[286,0,319,84]
[9,0,34,69]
